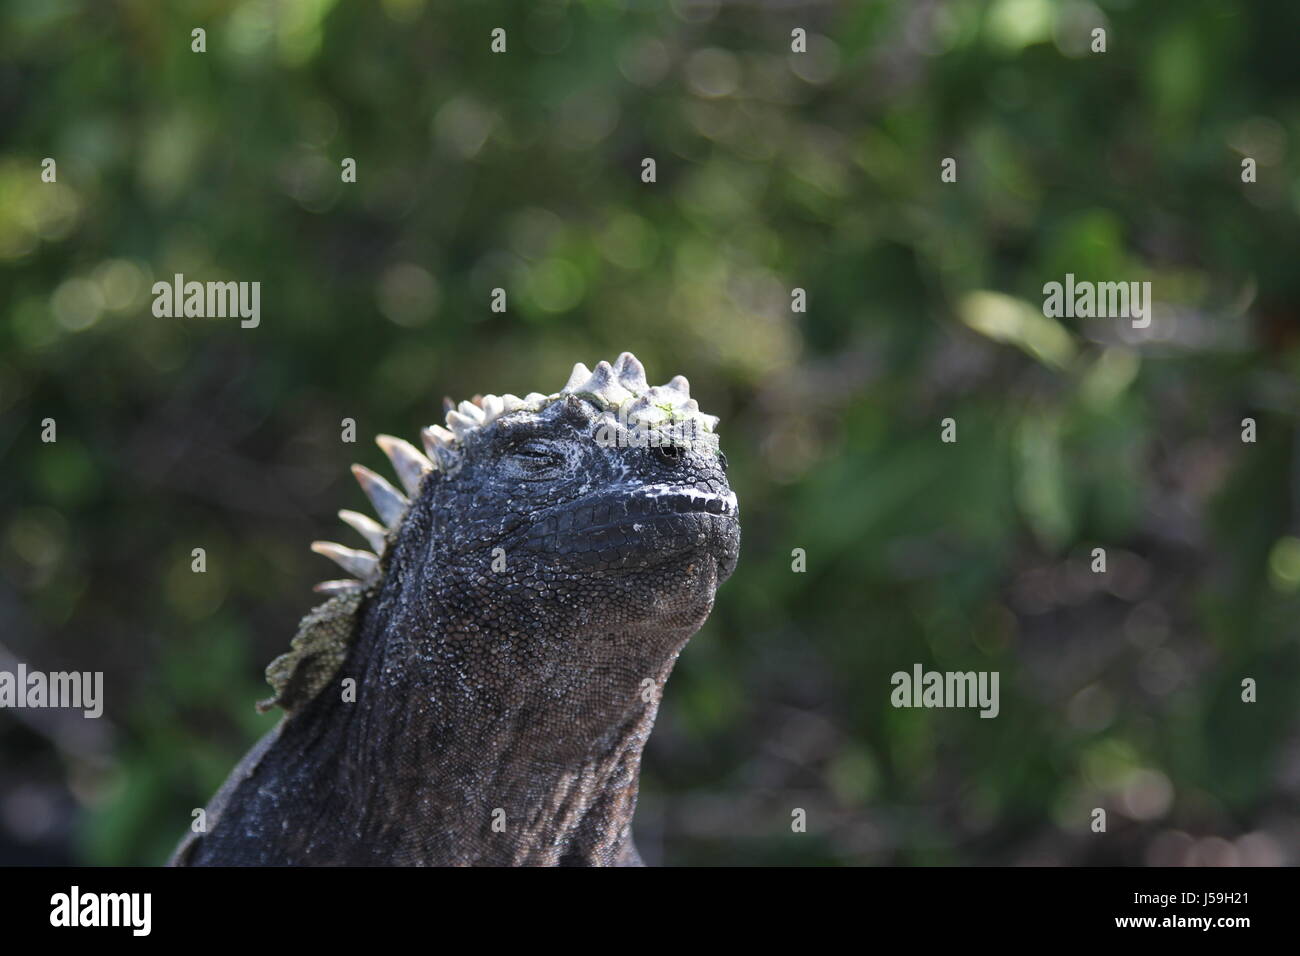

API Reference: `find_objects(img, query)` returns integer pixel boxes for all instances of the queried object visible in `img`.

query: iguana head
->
[267,352,739,713]
[212,354,740,865]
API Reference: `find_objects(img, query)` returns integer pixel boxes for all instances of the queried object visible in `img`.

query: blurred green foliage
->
[1,0,1298,865]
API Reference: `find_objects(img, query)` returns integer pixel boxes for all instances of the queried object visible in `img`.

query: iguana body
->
[172,354,739,866]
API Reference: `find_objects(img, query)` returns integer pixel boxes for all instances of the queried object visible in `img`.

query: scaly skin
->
[174,360,739,865]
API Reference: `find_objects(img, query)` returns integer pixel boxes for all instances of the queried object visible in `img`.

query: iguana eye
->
[513,440,563,469]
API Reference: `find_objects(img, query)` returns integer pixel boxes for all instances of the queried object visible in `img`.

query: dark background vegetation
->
[1,0,1298,866]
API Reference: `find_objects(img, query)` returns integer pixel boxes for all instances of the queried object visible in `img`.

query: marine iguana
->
[172,353,740,866]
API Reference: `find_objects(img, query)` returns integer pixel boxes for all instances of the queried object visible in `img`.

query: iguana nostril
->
[654,444,684,465]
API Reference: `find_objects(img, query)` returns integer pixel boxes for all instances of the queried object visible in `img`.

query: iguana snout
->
[519,471,740,574]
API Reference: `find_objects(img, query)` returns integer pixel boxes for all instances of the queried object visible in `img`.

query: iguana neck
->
[303,557,689,865]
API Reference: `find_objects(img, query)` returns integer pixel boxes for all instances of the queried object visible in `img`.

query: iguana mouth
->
[520,483,740,573]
